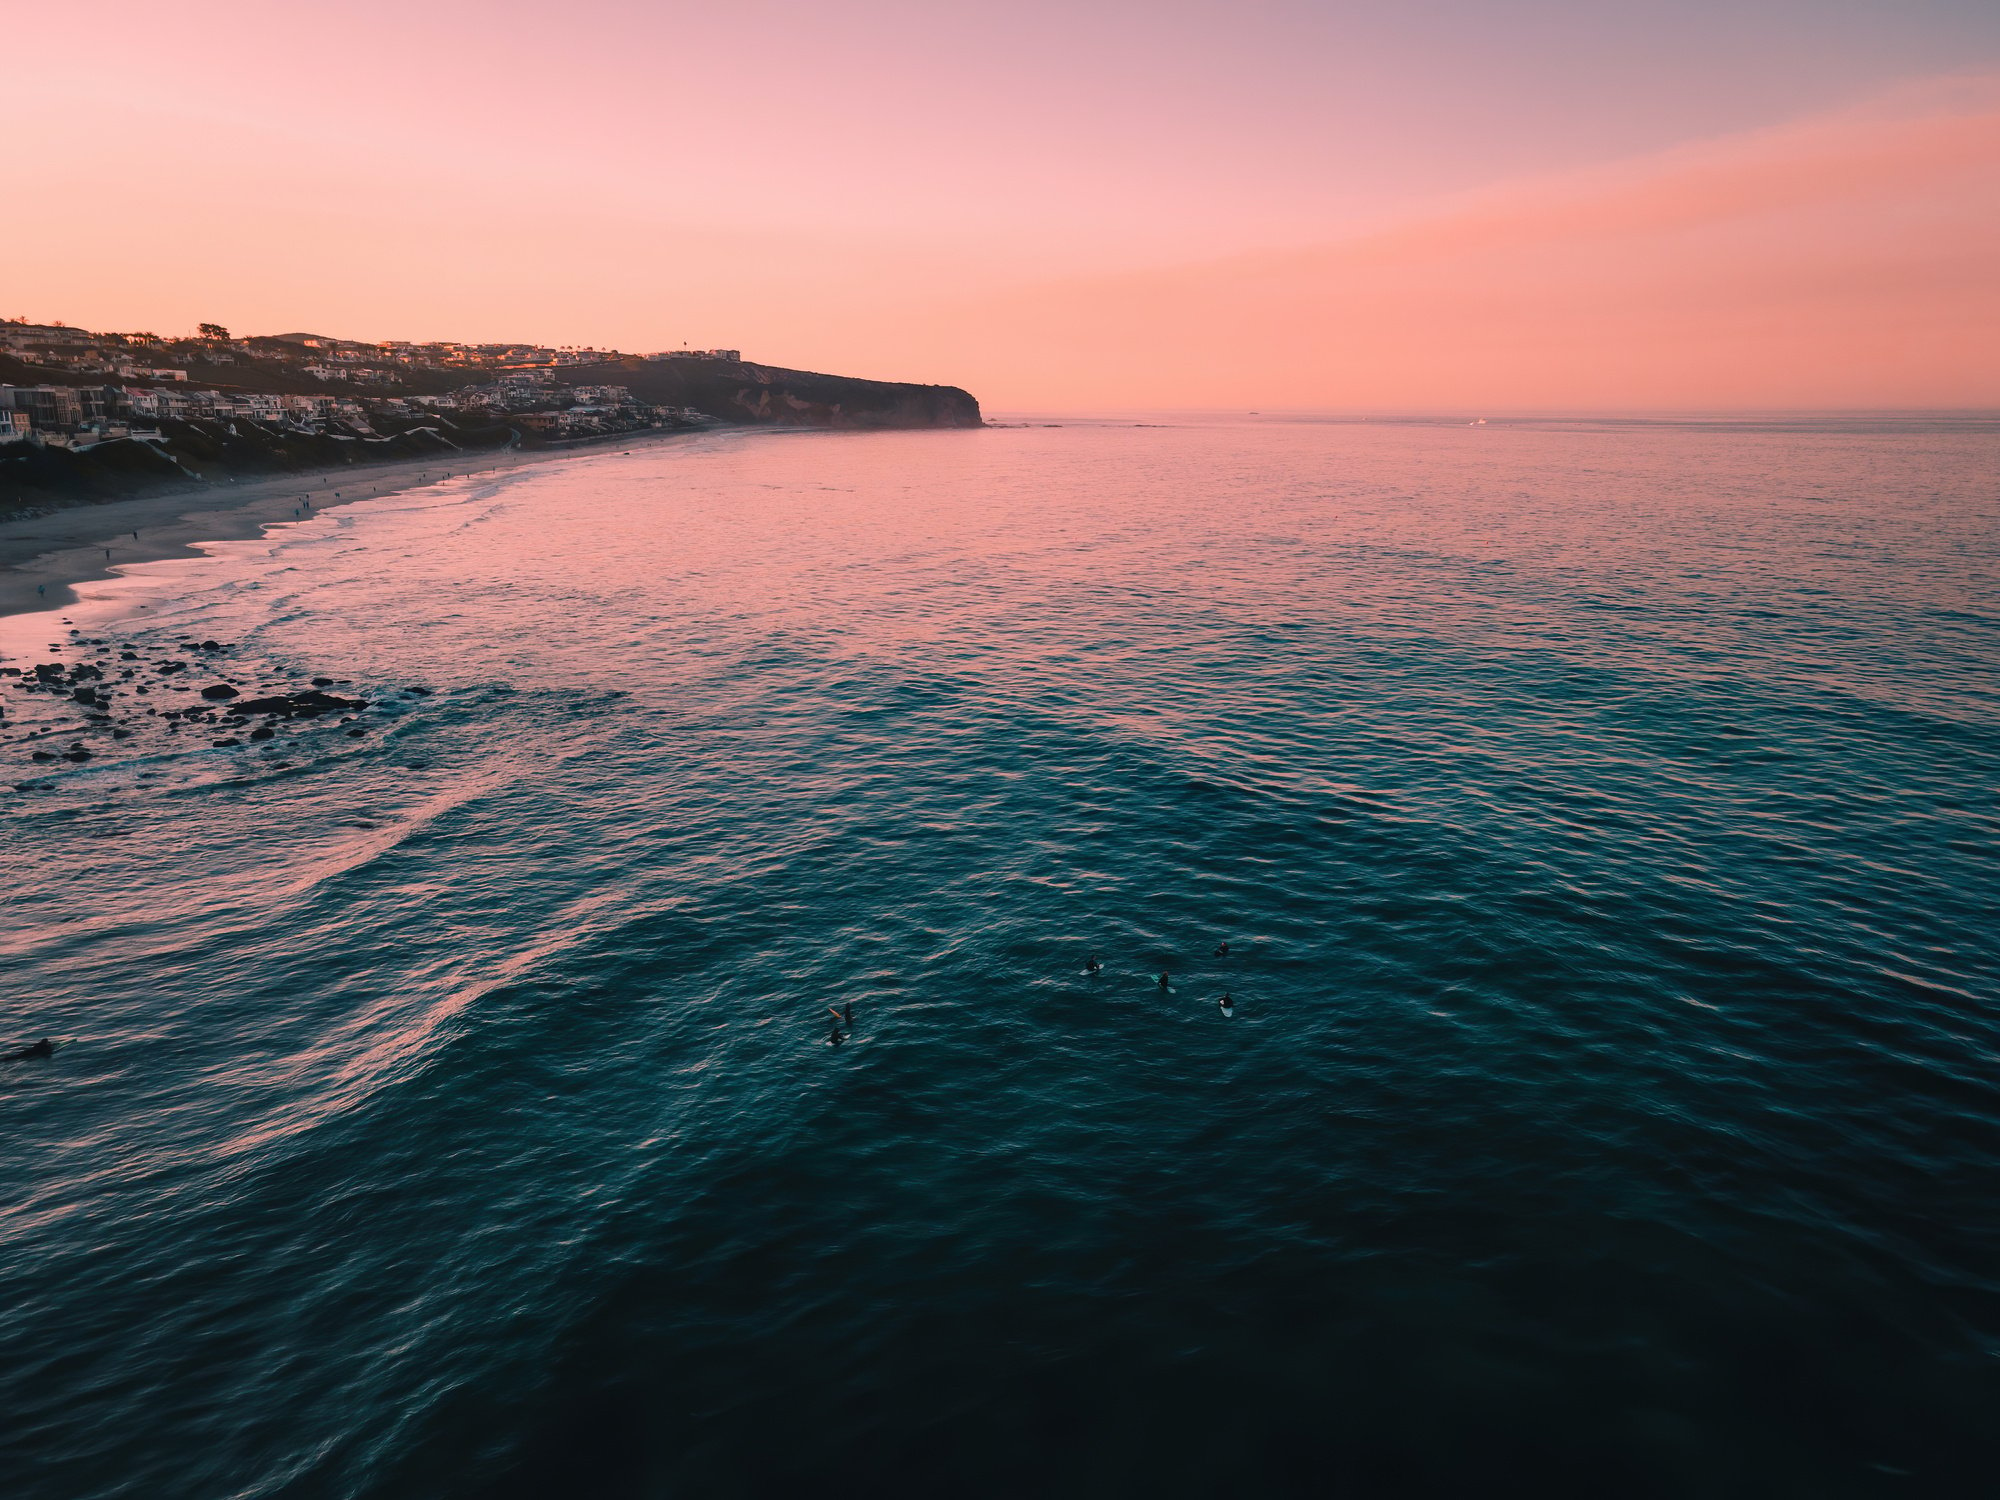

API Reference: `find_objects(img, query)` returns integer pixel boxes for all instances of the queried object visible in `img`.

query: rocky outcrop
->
[6,629,415,793]
[231,689,369,717]
[560,356,982,430]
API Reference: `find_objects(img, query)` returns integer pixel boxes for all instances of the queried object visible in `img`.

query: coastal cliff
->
[566,356,983,430]
[1,348,981,518]
[0,412,515,518]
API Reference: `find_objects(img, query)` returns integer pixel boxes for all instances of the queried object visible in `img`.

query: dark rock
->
[156,661,187,674]
[249,726,275,741]
[346,728,366,737]
[73,687,100,706]
[200,684,240,700]
[405,686,433,696]
[311,677,335,687]
[112,729,132,740]
[62,749,91,762]
[32,663,63,682]
[212,738,241,748]
[234,689,367,717]
[120,651,139,661]
[201,640,222,651]
[30,751,55,762]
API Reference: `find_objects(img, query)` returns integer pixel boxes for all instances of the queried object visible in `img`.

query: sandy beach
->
[0,426,705,619]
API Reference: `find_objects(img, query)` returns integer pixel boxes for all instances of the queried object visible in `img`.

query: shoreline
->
[0,425,714,620]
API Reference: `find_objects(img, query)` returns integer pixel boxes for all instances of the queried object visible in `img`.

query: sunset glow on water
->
[4,417,1997,1495]
[6,0,2000,1492]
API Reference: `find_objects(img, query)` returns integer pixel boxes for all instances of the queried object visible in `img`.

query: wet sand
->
[0,427,706,618]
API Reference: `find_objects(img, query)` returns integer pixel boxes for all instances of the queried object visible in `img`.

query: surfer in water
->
[1085,955,1102,975]
[1214,940,1230,957]
[4,1038,54,1062]
[1218,993,1235,1017]
[1157,971,1171,990]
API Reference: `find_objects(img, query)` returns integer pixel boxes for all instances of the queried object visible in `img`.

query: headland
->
[1,318,982,615]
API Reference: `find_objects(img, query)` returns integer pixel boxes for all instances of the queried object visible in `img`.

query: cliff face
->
[568,357,982,430]
[0,416,515,518]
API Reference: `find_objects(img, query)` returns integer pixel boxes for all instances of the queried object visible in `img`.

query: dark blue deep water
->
[3,415,1998,1497]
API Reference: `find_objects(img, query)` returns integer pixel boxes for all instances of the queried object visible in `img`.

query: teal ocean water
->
[2,415,1998,1497]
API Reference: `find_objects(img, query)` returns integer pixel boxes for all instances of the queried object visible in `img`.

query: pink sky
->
[7,1,1999,408]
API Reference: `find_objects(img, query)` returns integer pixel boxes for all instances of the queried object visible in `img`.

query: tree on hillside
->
[198,323,229,340]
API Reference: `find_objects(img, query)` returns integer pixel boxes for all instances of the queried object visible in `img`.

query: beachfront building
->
[0,384,85,431]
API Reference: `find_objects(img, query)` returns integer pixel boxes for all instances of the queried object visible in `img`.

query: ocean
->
[2,414,1997,1497]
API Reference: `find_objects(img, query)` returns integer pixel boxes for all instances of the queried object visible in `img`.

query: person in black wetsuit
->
[1085,956,1102,975]
[842,1002,854,1026]
[4,1039,54,1062]
[1214,941,1230,957]
[1157,971,1170,989]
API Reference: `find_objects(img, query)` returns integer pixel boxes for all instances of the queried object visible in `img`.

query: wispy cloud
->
[911,76,2000,409]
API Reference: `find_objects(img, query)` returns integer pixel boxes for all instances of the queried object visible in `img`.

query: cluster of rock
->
[5,626,432,791]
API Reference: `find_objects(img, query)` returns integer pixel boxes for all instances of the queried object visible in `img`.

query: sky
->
[7,0,2000,409]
